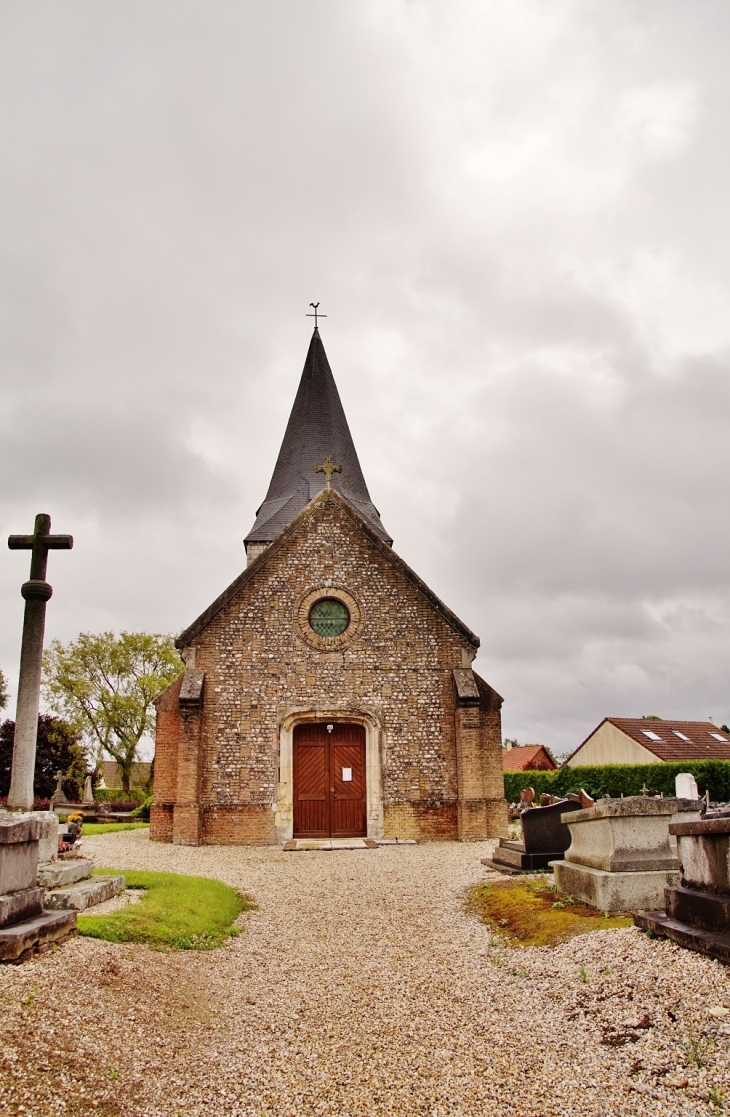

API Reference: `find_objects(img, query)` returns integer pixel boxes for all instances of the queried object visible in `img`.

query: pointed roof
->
[245,329,392,546]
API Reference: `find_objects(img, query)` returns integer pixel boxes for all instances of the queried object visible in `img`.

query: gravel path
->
[1,831,729,1116]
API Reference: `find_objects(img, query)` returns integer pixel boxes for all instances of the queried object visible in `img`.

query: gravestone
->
[50,771,67,808]
[0,813,76,961]
[552,796,702,911]
[36,811,59,864]
[634,814,730,962]
[483,798,584,873]
[675,772,699,800]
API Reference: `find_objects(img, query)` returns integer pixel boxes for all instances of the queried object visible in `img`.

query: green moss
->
[81,822,150,834]
[77,870,253,950]
[467,879,632,947]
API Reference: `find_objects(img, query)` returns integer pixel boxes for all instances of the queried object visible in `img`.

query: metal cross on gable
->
[314,455,342,491]
[306,302,327,328]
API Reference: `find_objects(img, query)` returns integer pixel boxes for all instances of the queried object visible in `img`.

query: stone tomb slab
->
[0,910,76,963]
[0,886,44,929]
[44,875,126,912]
[0,813,44,894]
[37,858,93,889]
[0,811,77,961]
[552,796,700,912]
[554,860,678,912]
[635,815,730,962]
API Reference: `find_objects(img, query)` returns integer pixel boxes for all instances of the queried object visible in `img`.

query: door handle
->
[330,788,335,793]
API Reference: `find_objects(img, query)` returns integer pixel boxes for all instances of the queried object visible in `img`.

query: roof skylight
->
[709,733,728,742]
[641,730,663,741]
[672,730,691,741]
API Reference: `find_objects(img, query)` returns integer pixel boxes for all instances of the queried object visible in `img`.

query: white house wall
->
[567,722,660,767]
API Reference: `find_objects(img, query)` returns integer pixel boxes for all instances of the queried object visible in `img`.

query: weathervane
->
[314,455,342,492]
[306,302,327,328]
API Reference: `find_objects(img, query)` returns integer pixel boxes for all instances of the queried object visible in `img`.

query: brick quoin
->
[152,490,508,846]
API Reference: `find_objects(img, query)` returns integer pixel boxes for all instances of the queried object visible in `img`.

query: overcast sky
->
[1,1,729,756]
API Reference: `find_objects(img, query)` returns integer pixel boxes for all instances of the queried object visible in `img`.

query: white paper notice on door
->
[341,767,353,782]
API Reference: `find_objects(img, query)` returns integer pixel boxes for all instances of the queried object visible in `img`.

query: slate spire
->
[245,329,392,551]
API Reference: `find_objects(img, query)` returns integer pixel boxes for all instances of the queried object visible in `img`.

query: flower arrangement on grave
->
[65,811,84,842]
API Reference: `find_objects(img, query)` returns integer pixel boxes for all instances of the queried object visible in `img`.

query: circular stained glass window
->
[309,598,350,637]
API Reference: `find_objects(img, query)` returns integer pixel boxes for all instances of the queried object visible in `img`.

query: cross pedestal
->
[7,514,72,811]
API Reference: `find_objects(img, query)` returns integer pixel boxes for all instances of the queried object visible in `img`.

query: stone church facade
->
[151,330,508,845]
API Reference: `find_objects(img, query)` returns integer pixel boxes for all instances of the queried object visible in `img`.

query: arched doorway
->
[293,722,367,838]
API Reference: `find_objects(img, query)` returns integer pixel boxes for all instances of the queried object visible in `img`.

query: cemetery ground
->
[1,835,729,1117]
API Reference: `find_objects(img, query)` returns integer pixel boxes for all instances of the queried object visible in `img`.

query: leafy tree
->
[0,714,87,801]
[43,632,182,793]
[0,667,8,713]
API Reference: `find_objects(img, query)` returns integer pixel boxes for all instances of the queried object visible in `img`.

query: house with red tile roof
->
[502,744,557,772]
[566,718,730,768]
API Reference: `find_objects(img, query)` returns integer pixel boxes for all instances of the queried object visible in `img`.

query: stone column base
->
[150,803,174,842]
[172,803,202,846]
[457,797,509,841]
[553,859,680,912]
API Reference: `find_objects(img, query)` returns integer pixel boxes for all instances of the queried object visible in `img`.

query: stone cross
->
[7,513,73,811]
[314,455,342,492]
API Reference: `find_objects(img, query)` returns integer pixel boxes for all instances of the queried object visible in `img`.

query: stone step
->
[492,844,525,868]
[634,909,730,965]
[667,885,730,935]
[44,875,126,912]
[283,839,379,851]
[0,887,44,929]
[37,859,94,888]
[0,910,77,963]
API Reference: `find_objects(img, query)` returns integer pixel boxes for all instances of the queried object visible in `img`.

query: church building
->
[151,329,508,845]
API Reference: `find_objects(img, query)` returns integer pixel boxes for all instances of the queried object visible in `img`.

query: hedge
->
[94,787,147,804]
[504,760,730,804]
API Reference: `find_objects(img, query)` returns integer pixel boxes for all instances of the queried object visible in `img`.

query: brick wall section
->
[452,670,509,840]
[154,674,183,803]
[150,675,183,843]
[383,801,458,841]
[150,803,173,842]
[153,494,507,844]
[202,805,278,845]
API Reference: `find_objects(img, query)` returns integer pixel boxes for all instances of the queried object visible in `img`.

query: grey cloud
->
[0,0,728,753]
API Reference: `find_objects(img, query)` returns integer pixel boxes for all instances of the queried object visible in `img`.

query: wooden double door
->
[293,722,367,838]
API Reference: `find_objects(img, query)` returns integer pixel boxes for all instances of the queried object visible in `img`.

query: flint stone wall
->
[153,496,507,845]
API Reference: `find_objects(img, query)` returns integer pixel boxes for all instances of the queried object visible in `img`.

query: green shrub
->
[77,870,252,950]
[131,795,153,821]
[94,787,146,804]
[504,759,730,803]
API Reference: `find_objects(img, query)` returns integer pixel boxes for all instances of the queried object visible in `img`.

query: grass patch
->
[467,879,632,947]
[81,822,150,835]
[77,869,253,950]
